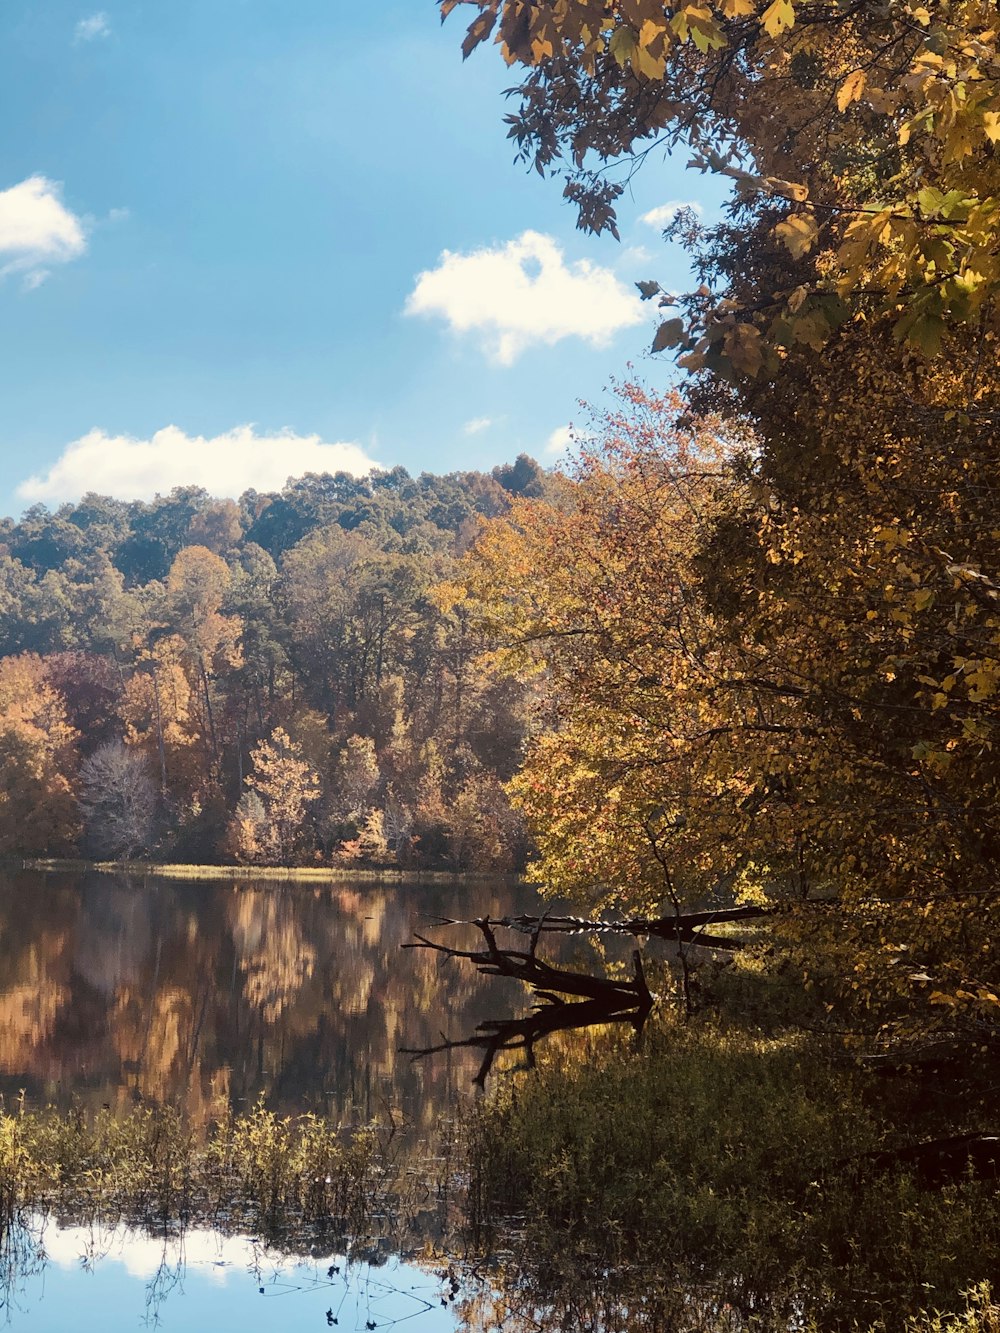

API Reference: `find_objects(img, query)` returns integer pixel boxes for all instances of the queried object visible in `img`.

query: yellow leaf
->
[637,17,668,48]
[718,0,755,14]
[837,69,867,113]
[984,110,1000,144]
[761,0,795,37]
[775,212,819,259]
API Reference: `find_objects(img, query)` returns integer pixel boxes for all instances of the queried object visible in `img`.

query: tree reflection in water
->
[0,868,596,1124]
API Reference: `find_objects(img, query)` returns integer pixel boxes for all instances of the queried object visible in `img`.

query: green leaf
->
[609,26,637,66]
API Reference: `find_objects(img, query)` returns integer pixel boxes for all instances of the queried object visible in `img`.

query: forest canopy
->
[0,459,548,869]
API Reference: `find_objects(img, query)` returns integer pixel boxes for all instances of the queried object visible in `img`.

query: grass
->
[462,1006,1000,1332]
[0,1100,430,1251]
[11,857,515,884]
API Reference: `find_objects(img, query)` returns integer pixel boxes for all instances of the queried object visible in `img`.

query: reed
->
[0,1100,417,1248]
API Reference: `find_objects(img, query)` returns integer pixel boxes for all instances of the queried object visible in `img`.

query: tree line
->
[0,459,547,868]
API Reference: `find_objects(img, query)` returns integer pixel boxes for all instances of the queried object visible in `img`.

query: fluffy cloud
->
[0,176,87,286]
[74,12,111,42]
[639,200,704,229]
[17,425,381,504]
[463,416,493,435]
[406,231,643,365]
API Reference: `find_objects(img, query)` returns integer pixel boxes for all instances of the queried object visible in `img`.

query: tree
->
[187,499,243,554]
[445,0,1000,366]
[333,735,381,816]
[234,727,320,864]
[441,0,1000,1050]
[0,654,79,854]
[463,383,754,912]
[78,739,157,860]
[0,466,539,871]
[165,544,242,771]
[462,376,1000,1047]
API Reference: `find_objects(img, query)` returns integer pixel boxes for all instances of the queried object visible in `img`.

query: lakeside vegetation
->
[427,2,1000,1328]
[13,857,513,883]
[464,978,1000,1331]
[0,1100,426,1255]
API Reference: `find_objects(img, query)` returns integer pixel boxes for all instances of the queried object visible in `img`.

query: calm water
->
[0,868,583,1330]
[5,1220,460,1332]
[0,867,571,1124]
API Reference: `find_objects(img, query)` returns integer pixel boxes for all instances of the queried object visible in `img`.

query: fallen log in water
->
[402,918,655,1084]
[423,905,773,952]
[401,995,649,1087]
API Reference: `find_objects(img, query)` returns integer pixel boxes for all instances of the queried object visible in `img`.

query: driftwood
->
[423,905,772,952]
[401,918,655,1085]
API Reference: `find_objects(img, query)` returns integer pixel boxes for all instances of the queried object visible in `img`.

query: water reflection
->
[0,869,569,1122]
[3,1218,458,1333]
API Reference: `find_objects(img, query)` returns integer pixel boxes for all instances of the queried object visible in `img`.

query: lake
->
[0,866,586,1331]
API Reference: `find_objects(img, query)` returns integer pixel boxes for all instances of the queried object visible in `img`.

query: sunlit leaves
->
[443,0,1000,365]
[836,68,867,113]
[761,0,795,38]
[775,212,819,260]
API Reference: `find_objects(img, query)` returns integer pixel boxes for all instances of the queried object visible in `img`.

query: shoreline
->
[6,856,525,885]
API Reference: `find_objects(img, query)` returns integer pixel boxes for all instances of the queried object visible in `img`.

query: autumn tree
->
[164,544,243,783]
[445,0,1000,368]
[441,0,1000,1048]
[0,465,537,870]
[231,727,320,865]
[462,384,754,910]
[0,655,79,854]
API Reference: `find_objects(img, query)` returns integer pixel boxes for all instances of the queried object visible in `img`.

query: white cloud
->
[0,176,87,285]
[544,425,574,457]
[405,230,643,365]
[17,425,381,505]
[639,200,704,230]
[463,416,493,436]
[74,12,111,42]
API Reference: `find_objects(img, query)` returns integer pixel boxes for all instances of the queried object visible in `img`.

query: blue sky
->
[0,0,727,518]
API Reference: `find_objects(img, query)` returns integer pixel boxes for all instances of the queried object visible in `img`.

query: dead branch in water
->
[420,905,772,952]
[402,919,655,1084]
[404,918,655,1007]
[401,996,649,1087]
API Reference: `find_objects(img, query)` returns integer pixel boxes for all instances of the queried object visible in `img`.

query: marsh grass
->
[0,1100,425,1251]
[12,857,509,883]
[462,1011,1000,1331]
[13,853,525,885]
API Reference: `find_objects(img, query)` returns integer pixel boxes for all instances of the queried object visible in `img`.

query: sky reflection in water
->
[5,1220,458,1333]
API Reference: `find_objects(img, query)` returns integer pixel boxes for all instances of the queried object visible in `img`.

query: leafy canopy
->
[443,0,1000,366]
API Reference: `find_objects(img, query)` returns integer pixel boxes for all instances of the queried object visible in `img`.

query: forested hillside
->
[0,456,547,866]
